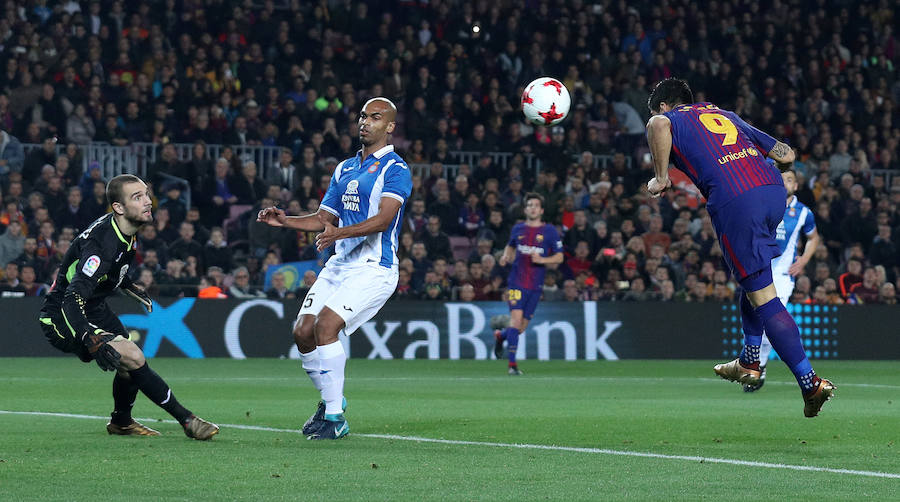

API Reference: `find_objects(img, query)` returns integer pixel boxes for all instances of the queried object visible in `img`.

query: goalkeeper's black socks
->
[128,363,192,424]
[110,372,140,426]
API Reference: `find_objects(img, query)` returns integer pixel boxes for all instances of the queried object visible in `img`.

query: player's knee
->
[111,340,145,370]
[293,317,316,352]
[313,316,341,345]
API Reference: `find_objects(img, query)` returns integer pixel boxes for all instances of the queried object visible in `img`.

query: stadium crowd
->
[0,0,897,305]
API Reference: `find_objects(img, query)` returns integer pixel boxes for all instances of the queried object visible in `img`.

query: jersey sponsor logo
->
[717,147,759,165]
[82,255,101,277]
[776,220,786,241]
[517,244,543,255]
[342,180,361,211]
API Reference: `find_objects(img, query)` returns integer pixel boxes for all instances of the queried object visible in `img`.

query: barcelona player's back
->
[663,102,784,212]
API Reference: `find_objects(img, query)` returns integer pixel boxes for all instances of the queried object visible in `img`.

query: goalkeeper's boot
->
[742,365,767,393]
[302,397,347,436]
[803,377,836,418]
[307,414,349,440]
[182,415,219,440]
[508,365,523,376]
[107,419,160,436]
[493,330,504,359]
[713,358,761,385]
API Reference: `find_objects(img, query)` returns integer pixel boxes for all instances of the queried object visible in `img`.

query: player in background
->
[38,174,218,439]
[494,193,564,375]
[645,78,835,417]
[743,166,820,392]
[257,98,411,439]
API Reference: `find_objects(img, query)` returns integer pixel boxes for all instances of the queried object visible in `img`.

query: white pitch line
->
[1,410,898,480]
[2,375,898,390]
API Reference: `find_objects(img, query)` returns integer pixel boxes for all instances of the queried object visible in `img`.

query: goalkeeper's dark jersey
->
[42,213,137,336]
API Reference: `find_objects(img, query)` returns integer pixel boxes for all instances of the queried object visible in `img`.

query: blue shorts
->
[709,184,785,290]
[507,287,541,319]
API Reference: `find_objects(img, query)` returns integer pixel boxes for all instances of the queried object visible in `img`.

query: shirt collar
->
[357,144,394,161]
[787,195,797,208]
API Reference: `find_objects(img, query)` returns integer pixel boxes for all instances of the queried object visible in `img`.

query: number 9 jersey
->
[663,103,784,212]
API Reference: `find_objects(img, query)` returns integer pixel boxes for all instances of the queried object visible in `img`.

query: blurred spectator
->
[0,127,24,181]
[0,220,25,266]
[420,216,451,261]
[18,264,47,296]
[0,262,25,297]
[879,283,897,305]
[849,267,882,304]
[838,258,864,299]
[203,227,233,272]
[168,221,204,269]
[265,271,295,300]
[227,266,264,298]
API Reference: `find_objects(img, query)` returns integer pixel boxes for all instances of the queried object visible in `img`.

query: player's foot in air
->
[182,415,219,440]
[742,365,767,393]
[302,397,347,435]
[508,365,523,376]
[493,329,505,359]
[307,414,349,440]
[107,419,160,436]
[803,377,836,417]
[713,358,761,385]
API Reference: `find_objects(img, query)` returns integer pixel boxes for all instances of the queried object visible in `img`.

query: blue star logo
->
[119,298,204,358]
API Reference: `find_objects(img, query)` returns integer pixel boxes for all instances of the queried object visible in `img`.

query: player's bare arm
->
[646,114,674,197]
[789,228,821,277]
[314,197,402,251]
[499,245,516,266]
[257,207,336,231]
[768,141,796,168]
[531,251,564,265]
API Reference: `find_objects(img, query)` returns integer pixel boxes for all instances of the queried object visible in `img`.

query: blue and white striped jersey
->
[772,196,816,278]
[320,145,412,268]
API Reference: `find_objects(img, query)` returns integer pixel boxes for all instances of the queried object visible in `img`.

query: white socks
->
[299,348,323,392]
[317,341,347,416]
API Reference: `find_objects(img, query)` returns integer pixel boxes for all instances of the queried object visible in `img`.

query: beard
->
[125,207,153,227]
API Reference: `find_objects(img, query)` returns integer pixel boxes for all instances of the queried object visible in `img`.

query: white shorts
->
[772,273,793,306]
[295,263,398,335]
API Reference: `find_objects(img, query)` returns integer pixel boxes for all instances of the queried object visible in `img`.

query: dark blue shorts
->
[710,184,785,290]
[507,287,541,319]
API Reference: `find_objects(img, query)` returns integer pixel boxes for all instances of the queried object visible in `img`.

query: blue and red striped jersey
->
[663,103,783,211]
[507,222,563,291]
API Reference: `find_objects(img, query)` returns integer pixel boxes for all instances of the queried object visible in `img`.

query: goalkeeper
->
[37,174,218,440]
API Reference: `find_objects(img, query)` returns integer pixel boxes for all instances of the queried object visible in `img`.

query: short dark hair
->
[524,192,544,208]
[647,78,694,113]
[106,174,144,207]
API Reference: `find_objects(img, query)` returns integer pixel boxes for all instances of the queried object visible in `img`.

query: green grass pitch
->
[1,358,898,500]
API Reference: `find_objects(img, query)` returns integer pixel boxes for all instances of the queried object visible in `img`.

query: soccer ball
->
[521,77,571,126]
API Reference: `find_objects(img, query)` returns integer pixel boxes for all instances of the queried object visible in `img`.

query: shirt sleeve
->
[319,162,344,217]
[802,208,817,235]
[381,160,412,204]
[508,224,519,247]
[546,225,564,255]
[61,238,116,337]
[730,113,778,153]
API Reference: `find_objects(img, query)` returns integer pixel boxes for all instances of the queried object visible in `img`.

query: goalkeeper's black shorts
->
[38,303,128,363]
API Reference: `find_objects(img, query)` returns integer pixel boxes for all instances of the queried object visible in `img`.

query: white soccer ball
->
[521,77,571,126]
